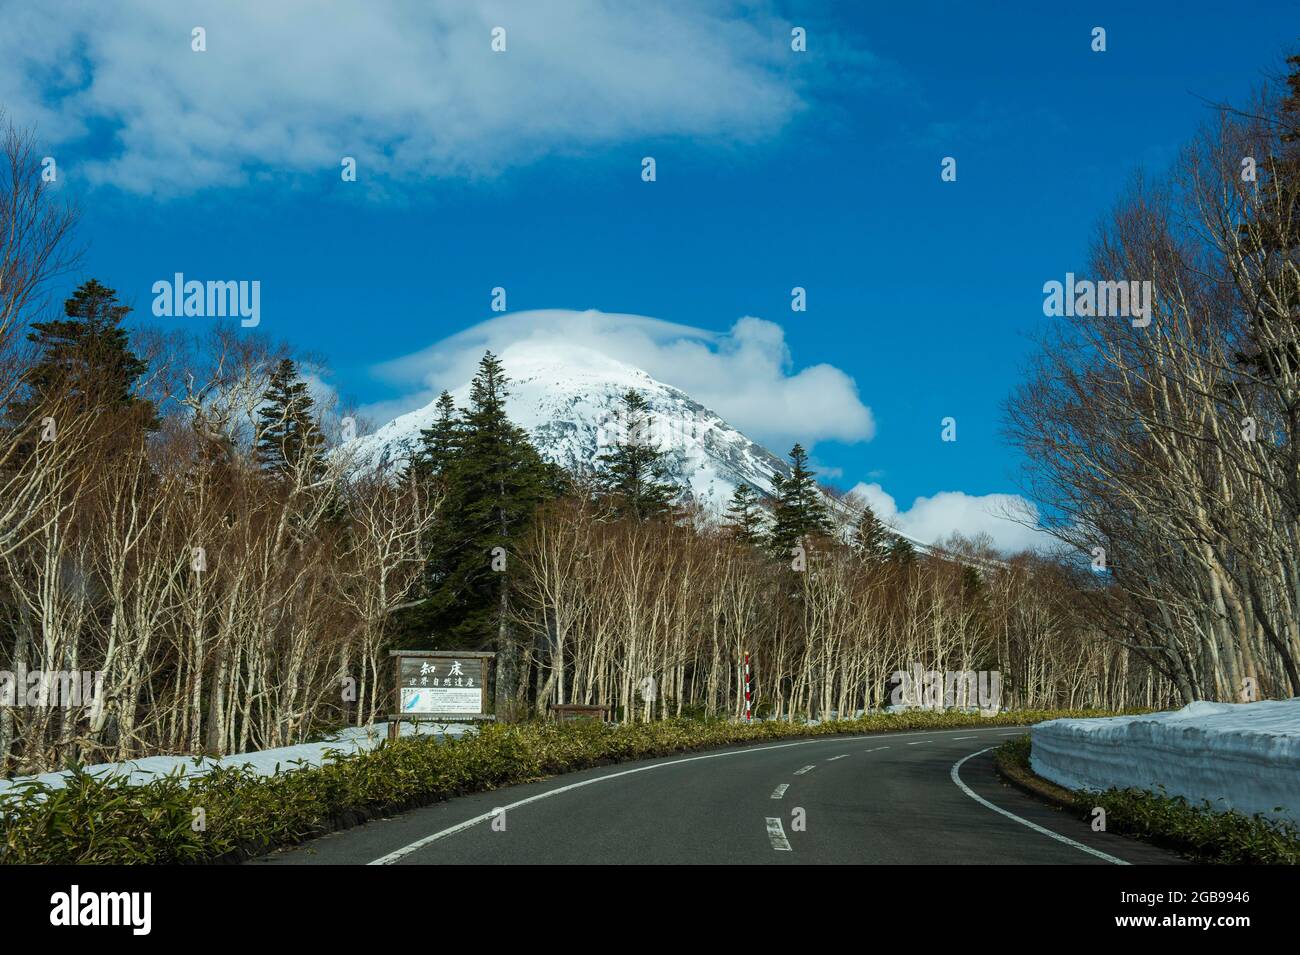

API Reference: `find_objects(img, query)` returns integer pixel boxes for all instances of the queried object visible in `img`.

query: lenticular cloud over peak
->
[361,308,876,452]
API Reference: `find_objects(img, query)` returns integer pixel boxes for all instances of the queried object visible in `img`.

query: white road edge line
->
[366,727,1026,864]
[765,816,792,851]
[794,764,816,775]
[771,784,789,799]
[950,747,1130,866]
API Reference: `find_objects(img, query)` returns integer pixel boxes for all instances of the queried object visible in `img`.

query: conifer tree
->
[594,390,677,521]
[408,390,459,482]
[726,483,765,544]
[8,279,156,431]
[853,501,891,561]
[886,534,916,564]
[255,358,326,480]
[407,352,556,712]
[767,443,833,558]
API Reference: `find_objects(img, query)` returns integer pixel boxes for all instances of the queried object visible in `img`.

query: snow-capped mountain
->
[342,344,794,516]
[341,345,1012,568]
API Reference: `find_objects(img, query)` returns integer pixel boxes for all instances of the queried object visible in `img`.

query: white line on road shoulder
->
[765,816,792,851]
[794,764,816,775]
[949,748,1129,865]
[771,784,789,799]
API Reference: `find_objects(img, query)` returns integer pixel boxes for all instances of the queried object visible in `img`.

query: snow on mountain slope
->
[343,344,793,517]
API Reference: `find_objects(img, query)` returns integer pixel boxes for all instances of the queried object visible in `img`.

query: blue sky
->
[3,0,1295,548]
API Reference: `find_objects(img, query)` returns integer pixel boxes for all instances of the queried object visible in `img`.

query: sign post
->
[388,650,496,741]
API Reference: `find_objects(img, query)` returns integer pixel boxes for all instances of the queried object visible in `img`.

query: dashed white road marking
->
[954,736,978,740]
[365,726,1030,864]
[828,754,848,761]
[770,784,789,799]
[765,816,792,851]
[949,747,1129,865]
[863,746,890,752]
[794,765,816,775]
[907,741,929,745]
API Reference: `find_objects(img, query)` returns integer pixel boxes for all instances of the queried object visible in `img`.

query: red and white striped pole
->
[743,651,752,723]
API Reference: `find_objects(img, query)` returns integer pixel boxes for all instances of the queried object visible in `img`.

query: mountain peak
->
[344,345,792,516]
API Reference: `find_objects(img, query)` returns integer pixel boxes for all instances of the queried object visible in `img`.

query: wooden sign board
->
[388,651,495,736]
[550,704,610,723]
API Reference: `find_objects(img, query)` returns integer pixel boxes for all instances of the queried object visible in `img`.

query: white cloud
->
[300,369,339,413]
[360,308,875,451]
[849,481,1046,555]
[0,1,846,195]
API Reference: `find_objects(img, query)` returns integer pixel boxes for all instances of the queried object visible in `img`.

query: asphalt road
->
[254,727,1186,865]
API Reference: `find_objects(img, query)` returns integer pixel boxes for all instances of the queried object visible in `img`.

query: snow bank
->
[0,721,475,800]
[1031,699,1300,823]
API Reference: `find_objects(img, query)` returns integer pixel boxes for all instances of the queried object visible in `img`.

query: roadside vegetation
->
[3,710,1101,864]
[994,737,1300,865]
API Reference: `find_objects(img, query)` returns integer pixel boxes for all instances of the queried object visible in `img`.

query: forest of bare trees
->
[0,118,437,774]
[506,497,1172,723]
[0,329,437,773]
[1007,59,1300,706]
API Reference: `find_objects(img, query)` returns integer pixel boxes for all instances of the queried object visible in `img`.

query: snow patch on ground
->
[1031,699,1300,823]
[0,721,474,799]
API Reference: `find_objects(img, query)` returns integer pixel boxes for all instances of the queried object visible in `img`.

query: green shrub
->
[1,709,1116,864]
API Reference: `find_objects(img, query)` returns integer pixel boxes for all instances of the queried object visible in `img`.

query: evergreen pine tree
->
[594,390,677,521]
[255,358,326,480]
[767,443,833,557]
[726,483,765,544]
[853,501,891,561]
[408,390,460,482]
[886,534,916,564]
[8,278,157,432]
[407,353,554,708]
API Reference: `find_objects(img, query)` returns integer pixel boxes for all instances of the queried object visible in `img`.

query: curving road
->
[254,727,1185,865]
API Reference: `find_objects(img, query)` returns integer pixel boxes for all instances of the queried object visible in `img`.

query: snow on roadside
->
[0,721,475,799]
[1031,699,1300,823]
